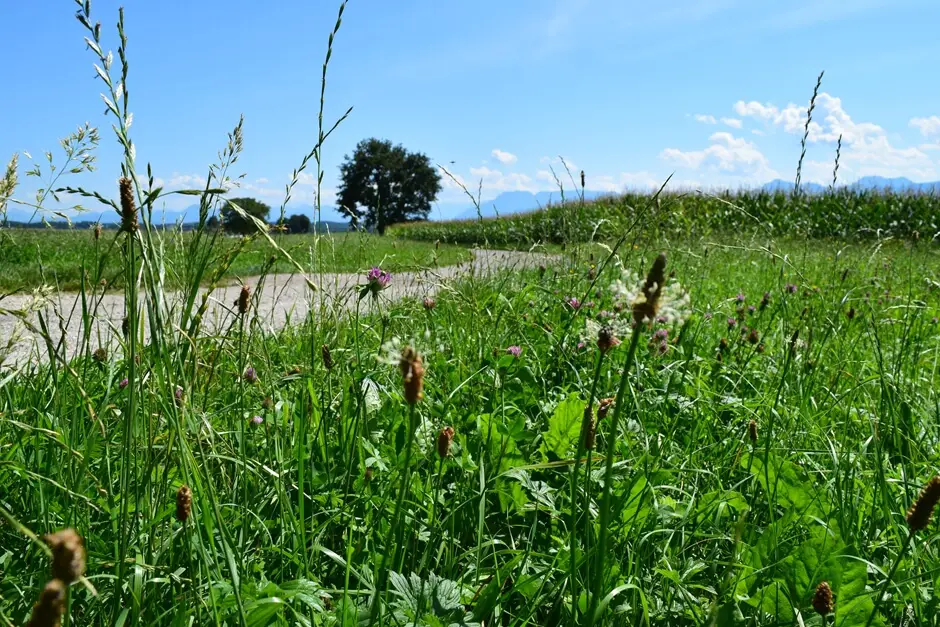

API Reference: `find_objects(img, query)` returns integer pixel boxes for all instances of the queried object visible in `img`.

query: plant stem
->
[586,327,642,626]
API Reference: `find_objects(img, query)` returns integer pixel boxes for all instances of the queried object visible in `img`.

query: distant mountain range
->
[762,176,940,194]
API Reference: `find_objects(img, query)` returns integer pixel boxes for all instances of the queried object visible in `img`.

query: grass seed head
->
[907,475,940,533]
[399,345,424,404]
[321,344,334,370]
[597,326,621,354]
[118,176,138,233]
[748,419,758,444]
[598,397,615,420]
[176,485,192,523]
[44,528,85,583]
[26,579,66,627]
[812,581,833,615]
[93,222,102,241]
[583,405,596,450]
[437,426,454,459]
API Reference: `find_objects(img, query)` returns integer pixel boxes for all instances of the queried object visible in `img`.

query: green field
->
[0,228,471,292]
[3,224,940,625]
[389,189,940,247]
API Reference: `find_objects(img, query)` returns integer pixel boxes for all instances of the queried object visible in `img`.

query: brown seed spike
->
[812,581,833,616]
[748,419,758,444]
[176,485,192,523]
[437,426,454,459]
[236,285,250,315]
[399,346,425,405]
[118,176,138,233]
[906,475,940,533]
[26,579,66,627]
[633,253,667,326]
[44,529,85,583]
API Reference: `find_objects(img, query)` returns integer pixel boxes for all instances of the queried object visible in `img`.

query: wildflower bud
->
[93,347,107,362]
[906,475,940,533]
[176,485,192,522]
[26,579,66,627]
[236,285,250,315]
[747,329,760,345]
[437,426,454,459]
[399,346,425,404]
[119,176,138,233]
[243,367,258,384]
[262,396,273,410]
[44,528,85,583]
[597,397,615,420]
[812,581,833,616]
[633,253,667,326]
[122,316,130,338]
[748,419,758,444]
[423,297,436,311]
[597,326,621,354]
[846,307,855,320]
[321,344,334,371]
[759,292,770,311]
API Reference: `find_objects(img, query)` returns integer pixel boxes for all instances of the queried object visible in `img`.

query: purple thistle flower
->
[251,415,263,425]
[423,297,436,311]
[244,367,258,384]
[785,283,798,294]
[506,345,522,357]
[704,312,713,320]
[566,297,581,310]
[366,267,392,294]
[654,328,669,340]
[736,293,746,303]
[119,377,129,390]
[658,340,669,355]
[748,305,756,314]
[727,317,737,328]
[174,386,184,403]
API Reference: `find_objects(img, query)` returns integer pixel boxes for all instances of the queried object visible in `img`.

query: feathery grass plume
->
[176,485,192,523]
[906,475,940,533]
[321,344,334,370]
[399,345,424,404]
[236,284,250,315]
[748,419,758,444]
[812,581,833,616]
[632,253,667,326]
[437,426,454,459]
[44,528,85,583]
[0,153,18,218]
[597,325,621,353]
[794,70,824,196]
[118,176,138,233]
[25,579,66,627]
[831,134,843,191]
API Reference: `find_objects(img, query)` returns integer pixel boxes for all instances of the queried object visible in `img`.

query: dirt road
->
[0,249,552,368]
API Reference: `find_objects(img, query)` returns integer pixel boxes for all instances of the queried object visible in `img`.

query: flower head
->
[176,485,192,523]
[119,377,129,390]
[506,345,522,358]
[26,579,66,627]
[366,266,392,294]
[243,367,258,384]
[735,293,746,303]
[566,296,581,310]
[812,581,833,616]
[423,297,436,311]
[437,426,455,459]
[44,528,85,583]
[399,345,425,404]
[785,283,798,294]
[907,475,940,533]
[251,415,263,425]
[597,326,621,354]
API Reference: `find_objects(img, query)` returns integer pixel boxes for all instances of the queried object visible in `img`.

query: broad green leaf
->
[540,394,584,460]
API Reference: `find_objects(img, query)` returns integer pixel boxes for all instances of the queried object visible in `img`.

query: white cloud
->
[468,165,536,192]
[491,149,518,165]
[694,114,717,124]
[721,117,742,129]
[911,116,940,137]
[660,131,778,180]
[255,177,270,185]
[167,173,208,188]
[751,129,765,136]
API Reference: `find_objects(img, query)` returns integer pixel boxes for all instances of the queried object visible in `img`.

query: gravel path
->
[0,249,552,368]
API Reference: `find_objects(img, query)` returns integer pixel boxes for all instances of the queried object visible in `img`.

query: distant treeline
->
[389,189,940,245]
[1,220,351,233]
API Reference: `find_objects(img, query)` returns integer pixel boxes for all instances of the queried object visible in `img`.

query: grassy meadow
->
[3,1,940,626]
[0,228,470,292]
[3,229,940,626]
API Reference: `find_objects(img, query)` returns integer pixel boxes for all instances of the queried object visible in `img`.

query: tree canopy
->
[221,197,270,234]
[285,213,311,234]
[337,138,441,235]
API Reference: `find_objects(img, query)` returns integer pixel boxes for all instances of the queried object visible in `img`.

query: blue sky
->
[3,0,940,222]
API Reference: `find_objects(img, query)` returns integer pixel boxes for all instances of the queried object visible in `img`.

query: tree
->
[337,138,441,235]
[206,215,220,231]
[221,197,270,234]
[286,213,311,234]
